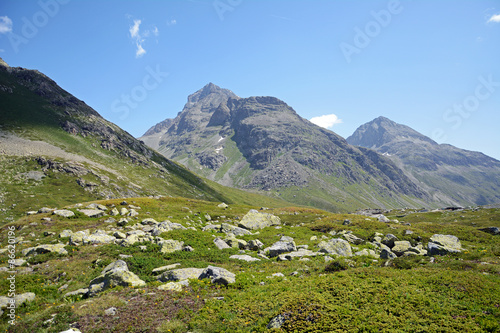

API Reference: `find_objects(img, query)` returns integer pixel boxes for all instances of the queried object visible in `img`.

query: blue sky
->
[1,0,500,160]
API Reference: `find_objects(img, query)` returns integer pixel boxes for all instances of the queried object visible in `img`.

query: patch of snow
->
[215,147,223,154]
[217,136,224,143]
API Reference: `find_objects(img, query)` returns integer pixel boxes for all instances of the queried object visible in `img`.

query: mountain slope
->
[347,116,500,206]
[0,60,288,222]
[141,84,433,212]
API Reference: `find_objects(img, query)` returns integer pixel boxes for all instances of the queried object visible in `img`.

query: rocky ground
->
[0,197,499,332]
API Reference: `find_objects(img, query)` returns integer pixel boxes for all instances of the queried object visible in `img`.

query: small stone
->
[104,307,117,316]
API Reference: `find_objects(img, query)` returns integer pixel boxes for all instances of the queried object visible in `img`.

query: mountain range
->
[141,83,500,211]
[347,116,500,206]
[2,58,498,217]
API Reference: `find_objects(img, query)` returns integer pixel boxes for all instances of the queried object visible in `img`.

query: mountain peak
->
[347,116,435,149]
[187,82,238,104]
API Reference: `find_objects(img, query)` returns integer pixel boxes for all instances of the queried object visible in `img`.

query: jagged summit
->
[186,82,238,105]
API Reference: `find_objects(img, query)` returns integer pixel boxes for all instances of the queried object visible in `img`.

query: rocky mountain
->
[347,116,500,206]
[0,59,285,222]
[141,84,433,212]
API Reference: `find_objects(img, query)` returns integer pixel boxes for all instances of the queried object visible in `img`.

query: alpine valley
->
[1,59,500,333]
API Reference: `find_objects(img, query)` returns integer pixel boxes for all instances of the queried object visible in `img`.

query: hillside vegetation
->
[1,197,499,332]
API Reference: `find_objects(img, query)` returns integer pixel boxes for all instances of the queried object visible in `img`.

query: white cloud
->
[0,16,13,34]
[487,13,500,23]
[167,19,177,26]
[129,19,141,38]
[128,19,158,58]
[135,43,146,57]
[310,114,343,129]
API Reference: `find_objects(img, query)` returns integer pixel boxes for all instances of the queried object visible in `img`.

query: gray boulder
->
[199,266,236,285]
[427,234,462,255]
[158,239,184,253]
[318,238,352,257]
[392,241,412,256]
[214,237,231,250]
[230,254,261,262]
[380,248,397,259]
[266,240,297,257]
[53,210,75,218]
[157,268,205,282]
[381,234,399,248]
[238,209,281,230]
[343,233,364,245]
[78,209,105,218]
[88,260,145,297]
[22,244,67,256]
[247,239,264,251]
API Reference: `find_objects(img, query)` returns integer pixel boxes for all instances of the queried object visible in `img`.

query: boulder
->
[218,202,229,209]
[229,254,261,262]
[128,209,139,217]
[374,214,390,223]
[238,209,281,230]
[59,230,73,238]
[343,233,364,245]
[52,210,75,218]
[277,249,320,261]
[83,231,116,245]
[157,268,205,282]
[354,249,380,259]
[427,234,462,255]
[318,238,352,257]
[199,265,236,285]
[158,282,184,292]
[266,240,297,257]
[381,234,399,248]
[479,227,500,235]
[224,236,248,250]
[158,239,184,253]
[214,237,231,250]
[22,244,67,256]
[0,292,35,315]
[220,223,252,236]
[110,208,119,216]
[152,263,181,274]
[88,260,145,297]
[380,248,397,259]
[247,239,264,251]
[64,288,89,298]
[392,241,412,256]
[78,209,105,218]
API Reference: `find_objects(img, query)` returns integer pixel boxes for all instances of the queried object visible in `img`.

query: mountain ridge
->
[141,83,433,212]
[347,117,500,206]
